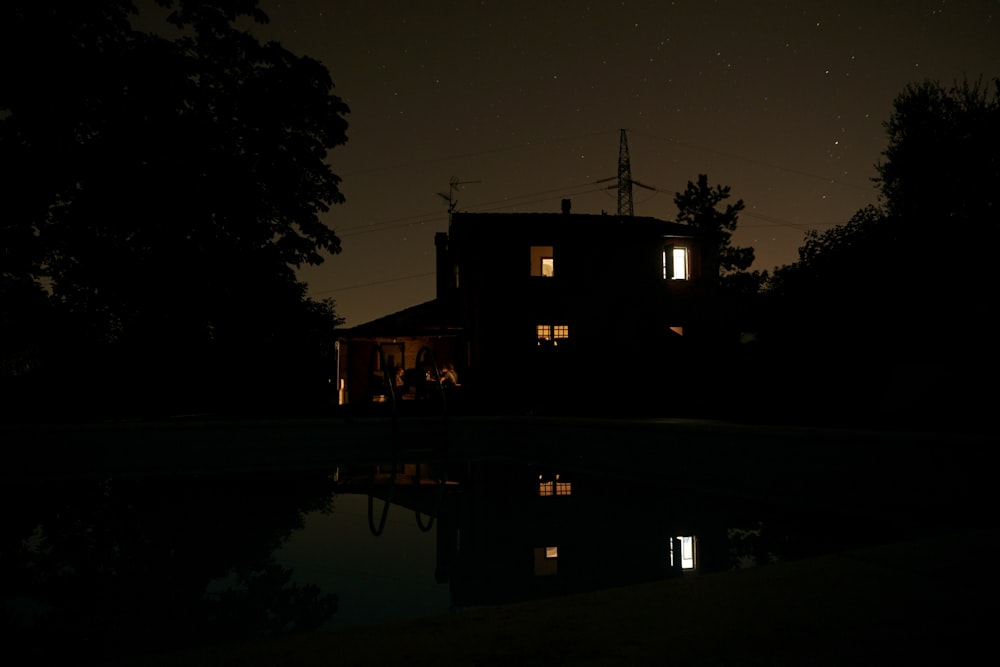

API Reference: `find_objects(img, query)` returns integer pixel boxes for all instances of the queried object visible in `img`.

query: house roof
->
[340,211,703,341]
[338,297,462,340]
[449,211,699,238]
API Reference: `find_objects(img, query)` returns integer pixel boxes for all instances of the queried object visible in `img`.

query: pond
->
[0,441,984,664]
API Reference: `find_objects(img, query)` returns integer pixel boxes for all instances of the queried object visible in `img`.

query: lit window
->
[537,324,570,345]
[670,536,696,570]
[534,546,559,576]
[530,246,555,277]
[663,246,688,280]
[539,474,572,496]
[539,475,553,496]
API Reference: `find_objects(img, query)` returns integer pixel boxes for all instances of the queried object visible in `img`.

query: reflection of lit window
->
[663,246,689,280]
[534,546,559,576]
[670,536,696,570]
[531,246,555,277]
[538,474,572,496]
[537,324,570,345]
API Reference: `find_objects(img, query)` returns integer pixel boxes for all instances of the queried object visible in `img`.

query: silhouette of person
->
[439,363,458,387]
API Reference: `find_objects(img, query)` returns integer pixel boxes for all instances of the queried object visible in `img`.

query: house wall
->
[446,212,713,413]
[339,212,716,415]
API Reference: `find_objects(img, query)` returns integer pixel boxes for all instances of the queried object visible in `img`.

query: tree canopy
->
[877,76,1000,228]
[768,77,1000,326]
[674,174,764,297]
[756,77,1000,428]
[0,0,350,419]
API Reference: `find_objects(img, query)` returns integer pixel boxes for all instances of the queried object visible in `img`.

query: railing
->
[367,343,452,536]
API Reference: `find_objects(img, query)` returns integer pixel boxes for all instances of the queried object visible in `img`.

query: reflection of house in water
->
[443,460,731,608]
[336,203,716,413]
[344,459,732,609]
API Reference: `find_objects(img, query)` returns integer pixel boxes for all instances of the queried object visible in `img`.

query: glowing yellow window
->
[534,547,559,576]
[537,324,570,345]
[539,474,572,496]
[530,246,555,277]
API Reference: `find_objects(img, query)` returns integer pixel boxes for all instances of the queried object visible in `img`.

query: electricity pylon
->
[611,129,655,217]
[617,129,634,217]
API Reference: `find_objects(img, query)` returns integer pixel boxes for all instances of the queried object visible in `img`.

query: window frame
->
[663,245,689,280]
[530,245,555,277]
[536,323,570,346]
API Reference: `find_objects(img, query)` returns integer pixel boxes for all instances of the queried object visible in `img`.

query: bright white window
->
[670,535,696,570]
[663,247,689,280]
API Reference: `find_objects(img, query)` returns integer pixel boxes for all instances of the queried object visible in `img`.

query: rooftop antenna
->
[609,129,654,217]
[437,176,482,223]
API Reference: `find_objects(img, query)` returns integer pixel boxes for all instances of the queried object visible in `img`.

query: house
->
[336,201,717,414]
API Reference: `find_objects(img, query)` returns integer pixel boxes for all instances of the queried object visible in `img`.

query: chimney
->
[561,198,571,214]
[435,232,454,297]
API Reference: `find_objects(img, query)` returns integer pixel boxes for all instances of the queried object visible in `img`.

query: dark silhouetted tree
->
[767,77,1000,345]
[756,77,999,427]
[874,76,999,320]
[0,472,339,662]
[0,1,349,418]
[673,174,764,295]
[671,175,766,419]
[877,76,1000,229]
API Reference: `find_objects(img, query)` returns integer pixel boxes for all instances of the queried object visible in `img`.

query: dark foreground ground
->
[101,529,992,667]
[5,416,995,666]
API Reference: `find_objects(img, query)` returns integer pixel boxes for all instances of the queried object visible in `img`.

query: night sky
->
[243,1,998,327]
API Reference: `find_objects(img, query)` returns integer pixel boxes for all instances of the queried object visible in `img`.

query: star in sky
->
[243,0,999,327]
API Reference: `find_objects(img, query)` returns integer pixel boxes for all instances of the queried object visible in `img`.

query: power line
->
[338,214,442,238]
[332,179,848,244]
[319,128,873,293]
[308,271,435,296]
[629,129,873,192]
[333,178,615,237]
[329,127,874,239]
[468,180,616,213]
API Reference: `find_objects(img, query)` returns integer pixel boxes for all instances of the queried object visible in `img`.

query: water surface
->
[1,446,974,664]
